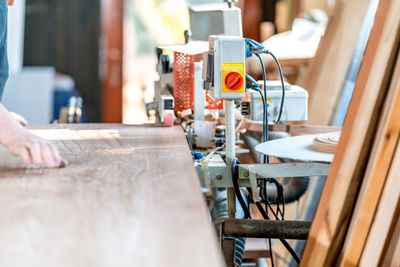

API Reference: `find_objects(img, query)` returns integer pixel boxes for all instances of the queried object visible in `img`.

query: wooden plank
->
[379,203,400,267]
[358,137,400,266]
[0,124,224,267]
[338,48,400,266]
[243,120,341,135]
[300,0,400,265]
[303,0,370,125]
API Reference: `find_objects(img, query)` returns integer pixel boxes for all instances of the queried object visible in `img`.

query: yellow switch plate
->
[222,69,245,93]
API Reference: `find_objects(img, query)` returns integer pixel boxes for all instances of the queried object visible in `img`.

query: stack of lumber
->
[300,0,400,265]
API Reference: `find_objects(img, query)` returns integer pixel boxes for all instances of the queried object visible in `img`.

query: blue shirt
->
[0,1,8,101]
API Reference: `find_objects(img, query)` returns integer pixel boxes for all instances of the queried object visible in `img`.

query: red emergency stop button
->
[225,71,244,91]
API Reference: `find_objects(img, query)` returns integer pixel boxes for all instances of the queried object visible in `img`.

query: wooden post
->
[101,0,124,123]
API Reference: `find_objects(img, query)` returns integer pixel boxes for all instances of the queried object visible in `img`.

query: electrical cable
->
[243,38,297,263]
[254,199,301,264]
[245,38,286,124]
[254,53,269,165]
[265,50,286,124]
[268,238,275,267]
[231,158,251,219]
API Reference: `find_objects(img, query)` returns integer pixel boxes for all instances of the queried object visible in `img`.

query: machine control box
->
[203,35,246,100]
[246,82,308,122]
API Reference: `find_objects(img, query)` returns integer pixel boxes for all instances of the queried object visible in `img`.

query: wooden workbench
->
[0,124,224,267]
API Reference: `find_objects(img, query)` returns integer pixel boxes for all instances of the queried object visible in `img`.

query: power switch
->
[225,71,244,91]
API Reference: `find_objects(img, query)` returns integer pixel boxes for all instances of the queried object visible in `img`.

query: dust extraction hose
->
[212,189,247,266]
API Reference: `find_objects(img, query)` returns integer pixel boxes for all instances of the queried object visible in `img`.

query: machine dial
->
[225,71,244,91]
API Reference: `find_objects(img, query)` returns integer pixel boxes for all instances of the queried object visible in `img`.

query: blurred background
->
[2,0,333,124]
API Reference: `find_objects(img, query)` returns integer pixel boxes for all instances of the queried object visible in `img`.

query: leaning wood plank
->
[303,0,370,125]
[359,138,400,266]
[338,49,400,266]
[300,0,400,265]
[0,124,224,267]
[243,120,342,135]
[379,203,400,267]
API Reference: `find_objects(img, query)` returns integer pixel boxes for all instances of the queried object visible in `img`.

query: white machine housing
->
[249,81,308,122]
[204,35,246,100]
[189,3,243,41]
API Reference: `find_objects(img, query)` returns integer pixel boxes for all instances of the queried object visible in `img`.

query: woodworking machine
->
[146,2,330,266]
[200,34,328,196]
[197,35,331,266]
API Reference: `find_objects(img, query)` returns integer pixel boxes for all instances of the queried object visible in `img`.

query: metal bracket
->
[248,165,260,202]
[206,161,329,188]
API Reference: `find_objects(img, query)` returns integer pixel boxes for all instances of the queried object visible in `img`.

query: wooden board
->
[338,48,400,266]
[303,0,370,125]
[359,137,400,266]
[379,203,400,267]
[300,0,400,265]
[243,121,342,136]
[0,124,224,267]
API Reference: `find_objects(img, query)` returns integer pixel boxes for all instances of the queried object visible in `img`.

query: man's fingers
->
[47,143,62,167]
[59,159,68,168]
[47,143,68,168]
[17,146,32,165]
[26,140,43,165]
[7,0,15,6]
[41,142,56,168]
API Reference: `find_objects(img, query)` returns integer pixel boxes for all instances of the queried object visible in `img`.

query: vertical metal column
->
[225,100,236,218]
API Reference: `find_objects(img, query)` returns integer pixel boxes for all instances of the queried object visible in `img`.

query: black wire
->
[254,53,268,144]
[231,158,251,219]
[254,53,269,165]
[265,50,285,124]
[248,44,296,263]
[256,57,276,260]
[254,200,301,264]
[268,238,275,267]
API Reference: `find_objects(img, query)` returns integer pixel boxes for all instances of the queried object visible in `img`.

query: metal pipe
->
[225,100,236,218]
[223,218,311,240]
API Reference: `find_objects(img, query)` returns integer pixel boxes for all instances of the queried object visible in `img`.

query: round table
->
[255,134,334,163]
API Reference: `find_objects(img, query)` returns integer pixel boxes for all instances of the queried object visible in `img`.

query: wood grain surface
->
[303,0,370,125]
[300,0,400,265]
[338,48,400,266]
[0,124,224,267]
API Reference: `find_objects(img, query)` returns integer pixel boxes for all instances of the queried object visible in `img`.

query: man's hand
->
[4,127,68,168]
[9,112,27,126]
[7,0,15,6]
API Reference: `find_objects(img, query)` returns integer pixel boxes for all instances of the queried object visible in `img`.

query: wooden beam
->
[303,0,370,125]
[101,0,123,122]
[300,0,400,264]
[338,48,400,266]
[243,120,341,135]
[359,137,400,266]
[379,202,400,266]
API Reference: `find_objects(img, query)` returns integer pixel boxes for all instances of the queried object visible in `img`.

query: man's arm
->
[7,0,15,6]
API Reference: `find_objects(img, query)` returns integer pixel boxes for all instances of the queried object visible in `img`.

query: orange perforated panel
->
[205,92,224,109]
[174,52,194,110]
[173,52,223,111]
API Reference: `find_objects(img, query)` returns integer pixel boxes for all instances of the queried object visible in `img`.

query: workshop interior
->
[1,0,399,266]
